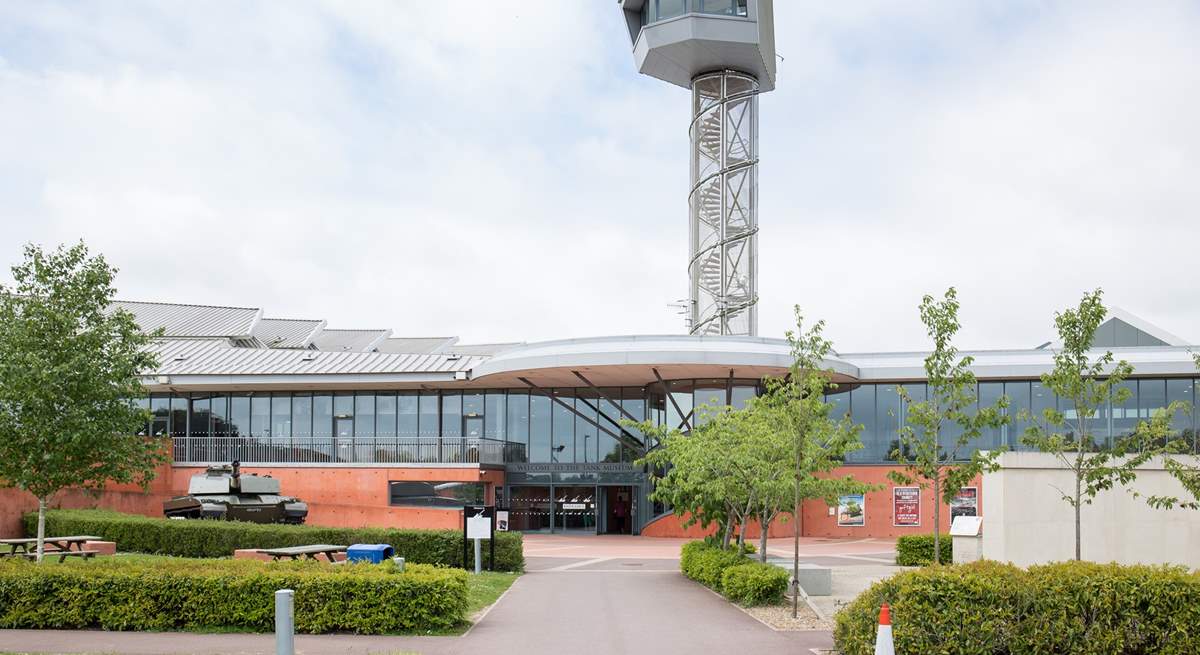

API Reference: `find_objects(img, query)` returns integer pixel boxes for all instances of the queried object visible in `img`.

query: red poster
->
[893,487,920,527]
[952,487,978,519]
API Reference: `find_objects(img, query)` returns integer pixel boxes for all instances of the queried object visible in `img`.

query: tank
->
[162,461,308,524]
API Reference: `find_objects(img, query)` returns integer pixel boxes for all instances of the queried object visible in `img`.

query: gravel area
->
[742,601,834,631]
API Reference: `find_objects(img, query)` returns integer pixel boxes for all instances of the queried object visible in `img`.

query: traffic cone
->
[874,603,895,655]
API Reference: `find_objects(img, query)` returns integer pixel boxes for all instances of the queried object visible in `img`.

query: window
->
[1004,381,1032,449]
[667,380,694,430]
[292,393,312,439]
[170,396,188,439]
[1167,379,1195,450]
[376,393,397,438]
[506,392,529,447]
[312,395,333,439]
[397,392,419,438]
[271,394,291,442]
[875,384,901,462]
[418,392,439,438]
[189,395,210,438]
[529,393,551,462]
[354,393,375,438]
[846,384,876,463]
[978,382,1005,451]
[442,392,462,438]
[388,481,484,508]
[211,394,229,437]
[485,391,507,439]
[696,0,748,17]
[552,390,575,463]
[575,390,599,463]
[693,379,727,425]
[250,395,271,439]
[230,394,251,438]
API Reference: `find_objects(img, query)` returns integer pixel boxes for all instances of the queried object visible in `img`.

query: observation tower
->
[618,0,776,336]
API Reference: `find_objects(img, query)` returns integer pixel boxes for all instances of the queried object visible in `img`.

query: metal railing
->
[172,436,526,466]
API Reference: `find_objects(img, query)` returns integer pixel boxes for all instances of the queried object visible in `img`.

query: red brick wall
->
[799,466,982,538]
[0,464,503,537]
[641,511,794,538]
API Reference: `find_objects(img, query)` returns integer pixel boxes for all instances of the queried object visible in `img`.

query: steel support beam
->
[518,377,645,455]
[652,367,691,433]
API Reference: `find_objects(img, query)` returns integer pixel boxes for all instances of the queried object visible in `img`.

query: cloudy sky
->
[1,1,1197,352]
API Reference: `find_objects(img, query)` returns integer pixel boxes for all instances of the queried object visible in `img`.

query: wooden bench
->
[18,550,99,563]
[258,544,347,563]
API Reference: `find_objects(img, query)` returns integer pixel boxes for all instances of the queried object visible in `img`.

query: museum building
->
[3,299,1196,540]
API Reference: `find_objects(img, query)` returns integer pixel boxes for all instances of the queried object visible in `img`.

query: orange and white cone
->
[874,603,895,655]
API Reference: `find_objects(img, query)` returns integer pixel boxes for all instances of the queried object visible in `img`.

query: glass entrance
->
[509,486,552,532]
[555,486,596,533]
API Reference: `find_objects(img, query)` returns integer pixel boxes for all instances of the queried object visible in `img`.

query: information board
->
[838,494,866,527]
[951,487,978,519]
[893,487,920,527]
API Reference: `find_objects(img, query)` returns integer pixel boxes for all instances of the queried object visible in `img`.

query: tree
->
[1020,289,1172,560]
[0,242,163,562]
[889,288,1008,564]
[767,306,875,617]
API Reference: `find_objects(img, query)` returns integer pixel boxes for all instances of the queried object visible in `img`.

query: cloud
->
[0,1,1197,350]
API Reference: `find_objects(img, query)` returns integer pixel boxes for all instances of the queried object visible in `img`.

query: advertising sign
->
[951,487,978,519]
[892,487,920,527]
[837,494,866,527]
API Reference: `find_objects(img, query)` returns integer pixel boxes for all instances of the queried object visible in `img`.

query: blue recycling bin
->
[346,543,394,564]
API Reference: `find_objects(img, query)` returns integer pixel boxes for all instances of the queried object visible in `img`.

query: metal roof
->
[112,300,261,339]
[445,342,522,356]
[254,318,326,349]
[311,329,392,352]
[147,338,482,376]
[377,337,459,354]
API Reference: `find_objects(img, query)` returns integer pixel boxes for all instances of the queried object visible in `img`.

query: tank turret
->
[163,461,308,524]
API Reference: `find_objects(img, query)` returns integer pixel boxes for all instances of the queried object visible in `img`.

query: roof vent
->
[300,354,318,362]
[445,354,461,361]
[172,355,189,362]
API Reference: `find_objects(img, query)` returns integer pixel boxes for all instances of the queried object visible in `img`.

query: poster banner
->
[893,487,920,527]
[837,494,866,527]
[951,487,978,519]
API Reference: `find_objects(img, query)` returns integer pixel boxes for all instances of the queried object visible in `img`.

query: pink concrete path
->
[524,532,897,562]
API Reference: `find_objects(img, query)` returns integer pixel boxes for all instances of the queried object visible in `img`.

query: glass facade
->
[641,0,749,25]
[148,376,1200,465]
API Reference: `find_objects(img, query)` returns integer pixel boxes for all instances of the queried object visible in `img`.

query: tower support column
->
[688,70,759,336]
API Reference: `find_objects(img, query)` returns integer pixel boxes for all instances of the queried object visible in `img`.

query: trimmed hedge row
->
[0,557,467,633]
[23,509,523,572]
[895,533,952,566]
[680,540,788,606]
[721,562,789,606]
[834,560,1200,655]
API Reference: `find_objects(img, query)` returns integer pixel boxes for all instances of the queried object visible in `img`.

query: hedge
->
[834,560,1200,655]
[721,562,789,606]
[895,533,952,566]
[0,557,467,633]
[23,509,522,572]
[680,540,748,590]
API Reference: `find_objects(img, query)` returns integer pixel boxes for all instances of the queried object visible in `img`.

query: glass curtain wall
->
[149,376,1200,464]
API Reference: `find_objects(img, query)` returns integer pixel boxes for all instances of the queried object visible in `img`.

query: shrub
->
[721,562,788,606]
[0,557,467,634]
[680,540,748,591]
[834,560,1200,655]
[23,509,522,572]
[895,533,952,566]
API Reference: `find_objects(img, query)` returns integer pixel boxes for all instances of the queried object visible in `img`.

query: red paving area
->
[525,532,897,563]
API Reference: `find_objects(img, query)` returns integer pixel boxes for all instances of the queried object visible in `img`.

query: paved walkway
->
[0,535,873,655]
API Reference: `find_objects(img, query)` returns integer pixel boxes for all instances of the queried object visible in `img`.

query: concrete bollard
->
[393,556,405,572]
[275,589,294,655]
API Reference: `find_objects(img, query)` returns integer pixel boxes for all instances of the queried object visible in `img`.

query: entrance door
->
[509,486,552,532]
[604,486,634,534]
[555,486,596,533]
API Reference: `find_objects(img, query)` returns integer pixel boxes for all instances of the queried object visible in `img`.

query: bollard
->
[473,538,482,575]
[393,556,405,572]
[275,589,294,655]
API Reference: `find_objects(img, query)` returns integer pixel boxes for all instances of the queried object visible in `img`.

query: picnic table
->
[258,544,347,563]
[0,535,103,563]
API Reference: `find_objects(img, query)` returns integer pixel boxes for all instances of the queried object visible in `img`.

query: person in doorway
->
[612,495,628,534]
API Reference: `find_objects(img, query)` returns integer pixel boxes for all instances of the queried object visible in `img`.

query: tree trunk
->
[932,473,942,565]
[758,510,770,563]
[721,518,733,549]
[36,497,47,564]
[1080,472,1089,559]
